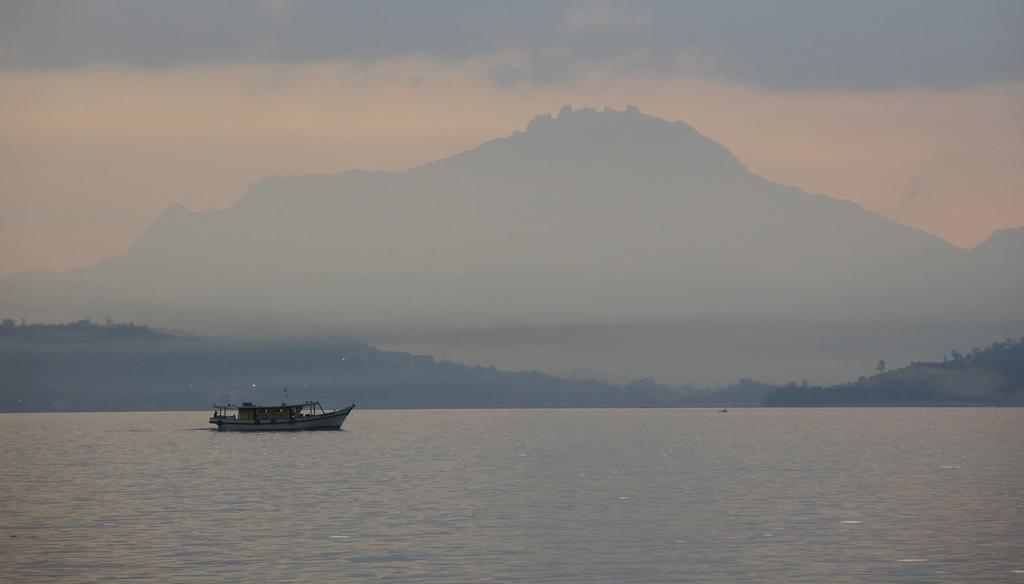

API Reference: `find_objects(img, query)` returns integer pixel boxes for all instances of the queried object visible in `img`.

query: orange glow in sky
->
[2,59,1022,277]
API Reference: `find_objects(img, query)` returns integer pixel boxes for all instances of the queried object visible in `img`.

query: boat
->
[210,401,354,431]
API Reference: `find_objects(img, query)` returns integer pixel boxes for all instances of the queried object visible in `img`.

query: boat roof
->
[213,400,321,409]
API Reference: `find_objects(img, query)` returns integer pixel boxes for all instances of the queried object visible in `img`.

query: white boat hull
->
[211,405,353,432]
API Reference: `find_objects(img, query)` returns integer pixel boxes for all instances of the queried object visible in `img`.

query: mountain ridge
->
[1,105,1020,384]
[763,336,1024,406]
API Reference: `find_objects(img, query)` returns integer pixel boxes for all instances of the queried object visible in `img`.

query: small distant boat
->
[210,401,354,432]
[718,408,728,413]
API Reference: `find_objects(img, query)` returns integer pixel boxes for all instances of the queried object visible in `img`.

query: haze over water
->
[3,408,1022,582]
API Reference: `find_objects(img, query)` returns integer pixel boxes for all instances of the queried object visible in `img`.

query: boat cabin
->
[211,400,331,422]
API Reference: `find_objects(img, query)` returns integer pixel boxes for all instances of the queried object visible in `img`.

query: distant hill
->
[1,106,1020,384]
[0,318,183,343]
[0,320,758,411]
[6,321,1020,410]
[763,338,1024,406]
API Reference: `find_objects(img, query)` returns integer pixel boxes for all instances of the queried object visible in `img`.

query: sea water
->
[1,408,1022,582]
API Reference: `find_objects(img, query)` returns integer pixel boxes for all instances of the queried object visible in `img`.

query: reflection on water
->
[1,408,1023,582]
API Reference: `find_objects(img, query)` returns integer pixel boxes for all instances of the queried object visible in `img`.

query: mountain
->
[0,320,735,411]
[1,106,1021,384]
[763,337,1024,406]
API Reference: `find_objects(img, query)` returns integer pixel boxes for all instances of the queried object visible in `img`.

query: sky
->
[2,0,1023,278]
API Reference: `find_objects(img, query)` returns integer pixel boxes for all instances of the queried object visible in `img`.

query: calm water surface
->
[1,408,1022,582]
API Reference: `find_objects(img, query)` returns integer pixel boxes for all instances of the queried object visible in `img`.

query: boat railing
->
[210,401,352,420]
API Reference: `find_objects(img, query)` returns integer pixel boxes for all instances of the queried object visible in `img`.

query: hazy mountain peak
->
[130,203,197,245]
[975,226,1024,252]
[463,105,747,183]
[971,226,1024,279]
[527,104,698,135]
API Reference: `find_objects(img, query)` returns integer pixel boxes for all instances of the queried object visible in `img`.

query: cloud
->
[565,5,652,32]
[487,53,576,87]
[1,1,1021,90]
